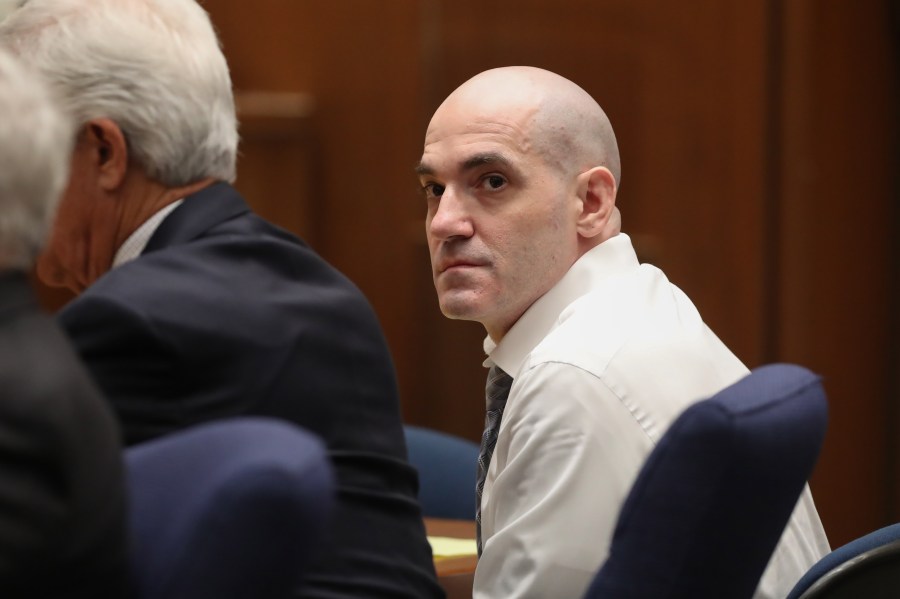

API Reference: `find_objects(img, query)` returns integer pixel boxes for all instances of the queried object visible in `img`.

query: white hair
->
[0,45,72,269]
[0,0,238,187]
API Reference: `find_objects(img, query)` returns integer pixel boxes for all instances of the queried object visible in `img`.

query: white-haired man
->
[0,46,127,597]
[0,1,442,596]
[417,66,830,598]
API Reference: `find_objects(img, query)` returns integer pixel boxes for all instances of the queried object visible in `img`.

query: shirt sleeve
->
[473,360,656,599]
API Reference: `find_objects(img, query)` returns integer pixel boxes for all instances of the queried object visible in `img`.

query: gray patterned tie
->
[476,364,513,556]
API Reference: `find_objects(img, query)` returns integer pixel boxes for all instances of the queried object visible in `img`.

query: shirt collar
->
[112,200,184,269]
[484,232,640,375]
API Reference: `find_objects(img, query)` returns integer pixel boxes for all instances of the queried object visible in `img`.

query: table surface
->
[426,518,477,598]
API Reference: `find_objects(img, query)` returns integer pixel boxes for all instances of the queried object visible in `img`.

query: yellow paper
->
[428,535,478,559]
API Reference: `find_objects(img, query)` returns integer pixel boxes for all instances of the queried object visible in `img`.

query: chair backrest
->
[584,363,828,599]
[404,425,480,520]
[126,417,335,599]
[786,522,900,599]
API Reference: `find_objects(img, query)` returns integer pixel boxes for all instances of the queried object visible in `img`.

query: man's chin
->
[438,295,486,323]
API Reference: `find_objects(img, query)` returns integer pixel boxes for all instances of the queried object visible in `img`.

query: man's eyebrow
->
[414,161,434,177]
[461,152,513,171]
[414,152,515,178]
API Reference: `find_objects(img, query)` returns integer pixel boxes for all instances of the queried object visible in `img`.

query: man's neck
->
[113,173,217,252]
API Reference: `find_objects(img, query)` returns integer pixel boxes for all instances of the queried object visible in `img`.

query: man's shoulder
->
[82,214,357,305]
[521,265,736,382]
[62,217,383,349]
[521,274,647,377]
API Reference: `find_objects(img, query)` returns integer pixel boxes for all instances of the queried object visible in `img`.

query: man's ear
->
[575,166,617,239]
[82,118,129,191]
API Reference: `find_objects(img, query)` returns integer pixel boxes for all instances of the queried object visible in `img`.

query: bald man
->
[417,66,829,598]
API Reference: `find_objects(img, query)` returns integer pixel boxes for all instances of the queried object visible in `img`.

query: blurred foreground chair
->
[786,522,900,599]
[404,425,479,520]
[584,363,828,599]
[126,417,335,599]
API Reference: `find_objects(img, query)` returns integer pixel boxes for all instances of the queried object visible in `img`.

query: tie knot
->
[485,365,513,411]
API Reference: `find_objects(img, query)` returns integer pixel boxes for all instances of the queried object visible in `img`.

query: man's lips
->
[437,260,484,274]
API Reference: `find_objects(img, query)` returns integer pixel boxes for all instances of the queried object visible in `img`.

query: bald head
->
[421,67,623,338]
[429,66,621,184]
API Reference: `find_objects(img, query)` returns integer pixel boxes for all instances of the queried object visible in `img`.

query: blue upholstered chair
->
[786,522,900,599]
[584,363,828,599]
[404,425,480,520]
[125,417,335,599]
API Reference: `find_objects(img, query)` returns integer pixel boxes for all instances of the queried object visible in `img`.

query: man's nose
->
[428,187,474,240]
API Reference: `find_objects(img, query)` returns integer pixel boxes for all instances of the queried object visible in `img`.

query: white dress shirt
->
[112,200,183,268]
[474,233,830,599]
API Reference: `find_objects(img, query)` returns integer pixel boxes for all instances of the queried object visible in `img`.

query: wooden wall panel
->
[234,91,318,243]
[775,0,898,546]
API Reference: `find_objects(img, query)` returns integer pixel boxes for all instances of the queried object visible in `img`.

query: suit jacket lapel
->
[143,182,250,255]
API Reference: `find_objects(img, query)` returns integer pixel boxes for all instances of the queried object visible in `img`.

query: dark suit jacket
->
[59,183,443,598]
[0,272,127,598]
